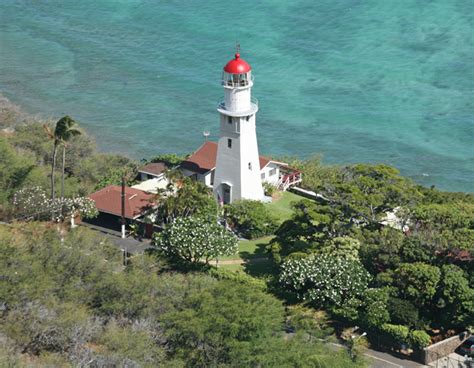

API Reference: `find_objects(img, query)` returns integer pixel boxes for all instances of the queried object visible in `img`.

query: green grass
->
[219,259,277,279]
[219,236,278,278]
[219,263,245,272]
[264,191,303,223]
[221,236,273,261]
[219,192,304,276]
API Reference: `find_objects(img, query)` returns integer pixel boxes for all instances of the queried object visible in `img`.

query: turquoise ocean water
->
[0,0,473,192]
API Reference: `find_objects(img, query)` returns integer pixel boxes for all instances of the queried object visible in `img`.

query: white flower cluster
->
[279,253,370,307]
[13,186,98,221]
[155,216,238,263]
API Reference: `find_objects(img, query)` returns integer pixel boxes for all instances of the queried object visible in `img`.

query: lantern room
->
[222,53,253,88]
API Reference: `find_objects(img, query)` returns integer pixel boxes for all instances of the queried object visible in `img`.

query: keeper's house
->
[179,141,301,196]
[87,185,157,236]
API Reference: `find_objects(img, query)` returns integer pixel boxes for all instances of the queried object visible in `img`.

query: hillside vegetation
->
[1,99,472,364]
[0,224,362,367]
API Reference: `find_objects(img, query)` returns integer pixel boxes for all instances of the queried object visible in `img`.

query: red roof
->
[224,53,251,74]
[88,185,155,219]
[180,141,272,174]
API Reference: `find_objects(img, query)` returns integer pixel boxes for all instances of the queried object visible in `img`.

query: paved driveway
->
[79,223,153,255]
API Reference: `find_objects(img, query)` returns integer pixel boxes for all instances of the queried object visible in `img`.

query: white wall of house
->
[181,168,213,188]
[203,171,213,187]
[260,162,281,186]
[139,172,165,181]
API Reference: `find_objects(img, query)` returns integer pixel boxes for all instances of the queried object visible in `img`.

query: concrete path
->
[214,257,268,265]
[325,340,426,368]
[365,349,426,368]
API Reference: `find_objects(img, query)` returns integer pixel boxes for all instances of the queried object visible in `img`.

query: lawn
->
[220,235,273,261]
[264,191,302,223]
[219,191,303,276]
[219,236,279,277]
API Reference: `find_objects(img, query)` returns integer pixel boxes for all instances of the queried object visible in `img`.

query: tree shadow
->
[239,241,268,260]
[240,242,278,278]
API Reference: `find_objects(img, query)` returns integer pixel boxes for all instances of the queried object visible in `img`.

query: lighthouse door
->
[222,183,232,204]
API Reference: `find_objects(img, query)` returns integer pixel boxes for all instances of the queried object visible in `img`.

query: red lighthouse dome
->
[224,53,251,74]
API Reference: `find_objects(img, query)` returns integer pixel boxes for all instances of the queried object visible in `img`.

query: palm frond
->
[54,115,82,143]
[43,124,54,140]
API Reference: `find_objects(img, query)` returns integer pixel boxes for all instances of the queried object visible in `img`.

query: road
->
[325,340,426,368]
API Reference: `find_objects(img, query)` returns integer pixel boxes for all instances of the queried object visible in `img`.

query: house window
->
[269,168,277,176]
[227,116,232,124]
[227,139,232,148]
[248,162,252,170]
[261,173,265,180]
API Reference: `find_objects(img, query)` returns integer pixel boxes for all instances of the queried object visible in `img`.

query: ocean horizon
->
[0,0,473,192]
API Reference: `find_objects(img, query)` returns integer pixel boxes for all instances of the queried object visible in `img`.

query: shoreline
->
[1,92,472,194]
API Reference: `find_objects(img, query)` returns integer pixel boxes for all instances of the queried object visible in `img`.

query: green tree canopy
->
[0,137,35,206]
[393,263,441,307]
[436,264,474,327]
[224,199,278,239]
[154,174,218,225]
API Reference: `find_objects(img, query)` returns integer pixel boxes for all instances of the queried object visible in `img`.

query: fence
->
[426,351,473,368]
[423,331,472,366]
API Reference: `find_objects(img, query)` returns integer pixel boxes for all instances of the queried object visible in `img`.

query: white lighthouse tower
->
[213,51,265,204]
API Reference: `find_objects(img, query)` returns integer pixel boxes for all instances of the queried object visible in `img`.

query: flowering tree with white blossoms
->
[154,216,238,264]
[13,186,98,223]
[279,254,371,308]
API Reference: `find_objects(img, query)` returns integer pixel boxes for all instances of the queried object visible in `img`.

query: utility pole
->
[121,176,126,239]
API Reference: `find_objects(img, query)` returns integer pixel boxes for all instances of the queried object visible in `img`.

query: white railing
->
[217,96,258,111]
[278,172,302,191]
[221,74,254,88]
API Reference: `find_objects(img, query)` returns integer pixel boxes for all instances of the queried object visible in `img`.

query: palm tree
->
[44,116,81,206]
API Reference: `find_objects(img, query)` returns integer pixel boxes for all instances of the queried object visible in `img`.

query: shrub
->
[379,323,409,348]
[224,200,278,239]
[98,321,167,365]
[263,182,277,196]
[2,301,100,355]
[161,279,285,367]
[387,297,420,328]
[408,330,431,350]
[286,306,334,338]
[359,288,390,328]
[149,153,186,167]
[318,236,361,261]
[207,267,266,290]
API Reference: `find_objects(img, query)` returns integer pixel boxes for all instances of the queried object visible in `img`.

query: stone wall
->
[422,331,471,364]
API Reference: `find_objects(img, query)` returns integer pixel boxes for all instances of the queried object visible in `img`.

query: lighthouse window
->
[227,139,232,148]
[248,162,252,170]
[227,116,232,124]
[246,115,250,121]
